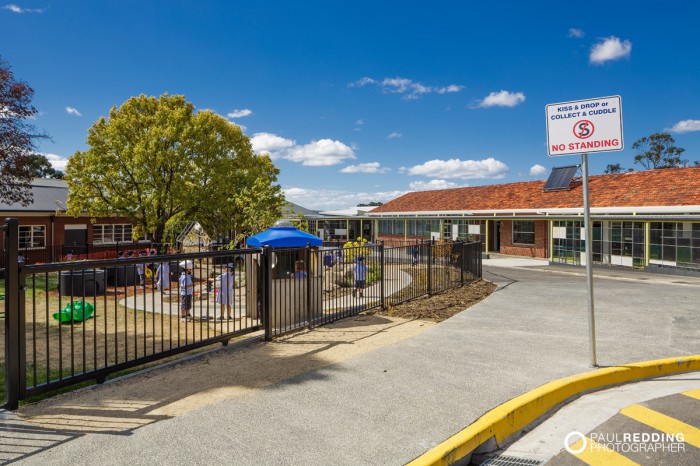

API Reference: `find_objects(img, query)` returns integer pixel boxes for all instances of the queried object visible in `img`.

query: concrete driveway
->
[10,264,700,465]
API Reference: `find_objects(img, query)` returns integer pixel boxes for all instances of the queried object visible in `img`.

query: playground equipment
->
[52,300,95,323]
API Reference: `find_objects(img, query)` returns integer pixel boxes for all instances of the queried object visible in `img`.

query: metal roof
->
[0,179,68,212]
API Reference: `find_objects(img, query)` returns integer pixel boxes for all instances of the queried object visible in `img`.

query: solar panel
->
[543,165,579,192]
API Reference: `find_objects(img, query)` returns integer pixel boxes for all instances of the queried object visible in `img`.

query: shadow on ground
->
[3,314,430,464]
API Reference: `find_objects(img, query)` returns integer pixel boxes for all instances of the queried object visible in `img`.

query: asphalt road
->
[7,264,700,465]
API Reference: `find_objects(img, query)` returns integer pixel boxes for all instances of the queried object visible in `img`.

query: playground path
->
[118,266,413,315]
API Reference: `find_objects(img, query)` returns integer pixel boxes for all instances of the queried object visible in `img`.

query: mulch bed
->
[366,279,497,322]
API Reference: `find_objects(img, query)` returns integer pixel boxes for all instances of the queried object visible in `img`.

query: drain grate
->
[480,455,542,466]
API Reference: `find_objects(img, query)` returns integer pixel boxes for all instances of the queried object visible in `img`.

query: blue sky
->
[3,1,699,211]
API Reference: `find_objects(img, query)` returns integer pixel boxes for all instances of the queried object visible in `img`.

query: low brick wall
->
[499,220,548,258]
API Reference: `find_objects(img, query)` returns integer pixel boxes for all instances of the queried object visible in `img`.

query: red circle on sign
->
[573,120,595,139]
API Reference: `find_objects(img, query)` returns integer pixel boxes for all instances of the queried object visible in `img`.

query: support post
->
[262,246,272,341]
[581,154,598,368]
[427,239,433,295]
[379,242,386,310]
[549,220,554,262]
[645,221,651,266]
[305,244,312,329]
[478,240,483,278]
[460,241,465,286]
[485,221,490,254]
[4,218,25,410]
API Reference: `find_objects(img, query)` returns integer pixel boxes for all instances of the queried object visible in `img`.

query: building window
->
[93,224,133,244]
[512,221,535,245]
[19,225,46,249]
[551,220,584,265]
[650,221,700,269]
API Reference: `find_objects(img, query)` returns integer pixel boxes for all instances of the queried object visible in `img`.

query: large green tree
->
[27,153,64,179]
[632,133,687,170]
[0,57,50,205]
[603,163,633,174]
[66,94,284,244]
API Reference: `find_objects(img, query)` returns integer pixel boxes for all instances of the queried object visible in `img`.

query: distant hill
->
[281,201,319,218]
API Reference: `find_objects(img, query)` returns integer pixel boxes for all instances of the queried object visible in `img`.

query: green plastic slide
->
[52,300,95,323]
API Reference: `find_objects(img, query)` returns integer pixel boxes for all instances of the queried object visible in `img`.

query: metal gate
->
[3,217,481,409]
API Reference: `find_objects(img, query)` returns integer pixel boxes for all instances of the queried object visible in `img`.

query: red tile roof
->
[371,167,700,213]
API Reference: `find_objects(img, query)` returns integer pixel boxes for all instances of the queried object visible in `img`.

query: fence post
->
[379,241,386,310]
[478,241,483,279]
[4,218,26,410]
[427,239,433,296]
[305,244,312,329]
[262,246,272,341]
[460,241,465,286]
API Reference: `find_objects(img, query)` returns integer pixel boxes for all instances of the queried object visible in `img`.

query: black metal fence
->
[0,241,160,268]
[3,218,481,409]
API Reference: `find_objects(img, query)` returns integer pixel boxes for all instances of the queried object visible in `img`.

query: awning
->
[246,226,323,248]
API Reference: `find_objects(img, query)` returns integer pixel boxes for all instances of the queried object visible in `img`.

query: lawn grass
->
[2,266,255,406]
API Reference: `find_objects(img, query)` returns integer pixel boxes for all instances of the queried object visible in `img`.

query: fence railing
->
[3,217,481,409]
[0,241,158,267]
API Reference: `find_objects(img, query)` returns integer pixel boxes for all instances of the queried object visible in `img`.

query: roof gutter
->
[367,205,700,217]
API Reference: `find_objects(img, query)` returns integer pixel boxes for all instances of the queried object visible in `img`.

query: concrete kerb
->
[406,355,700,466]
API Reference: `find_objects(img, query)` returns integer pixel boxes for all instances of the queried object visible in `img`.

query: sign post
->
[545,96,623,368]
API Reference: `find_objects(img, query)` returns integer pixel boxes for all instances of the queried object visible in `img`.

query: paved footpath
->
[6,262,700,465]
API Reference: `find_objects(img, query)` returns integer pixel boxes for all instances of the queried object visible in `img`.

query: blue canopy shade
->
[246,226,323,248]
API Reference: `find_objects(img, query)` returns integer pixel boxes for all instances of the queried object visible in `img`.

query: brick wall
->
[0,214,136,263]
[499,220,548,258]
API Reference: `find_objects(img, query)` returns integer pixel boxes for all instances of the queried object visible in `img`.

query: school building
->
[0,178,144,263]
[358,167,700,275]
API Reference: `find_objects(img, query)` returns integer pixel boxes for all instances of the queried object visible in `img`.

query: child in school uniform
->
[179,262,194,321]
[215,263,235,320]
[155,260,171,294]
[136,251,148,289]
[353,256,368,298]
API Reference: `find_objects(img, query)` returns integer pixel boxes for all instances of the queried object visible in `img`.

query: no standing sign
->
[546,95,623,157]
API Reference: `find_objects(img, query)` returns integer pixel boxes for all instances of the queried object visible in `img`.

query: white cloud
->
[530,164,547,176]
[436,84,463,94]
[350,76,463,100]
[355,119,364,126]
[381,77,430,99]
[386,132,402,139]
[568,28,585,38]
[340,162,389,174]
[284,139,356,166]
[476,90,526,108]
[65,106,82,117]
[250,132,295,158]
[666,119,700,134]
[589,36,632,64]
[227,109,252,119]
[41,152,69,171]
[400,157,509,180]
[3,4,46,13]
[283,186,405,211]
[409,180,464,191]
[251,133,357,166]
[348,77,377,88]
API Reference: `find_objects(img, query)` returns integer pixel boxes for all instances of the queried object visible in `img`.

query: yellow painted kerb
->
[407,355,700,466]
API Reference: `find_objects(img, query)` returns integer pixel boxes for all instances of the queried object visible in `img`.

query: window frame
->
[512,220,536,246]
[19,225,47,250]
[93,223,133,244]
